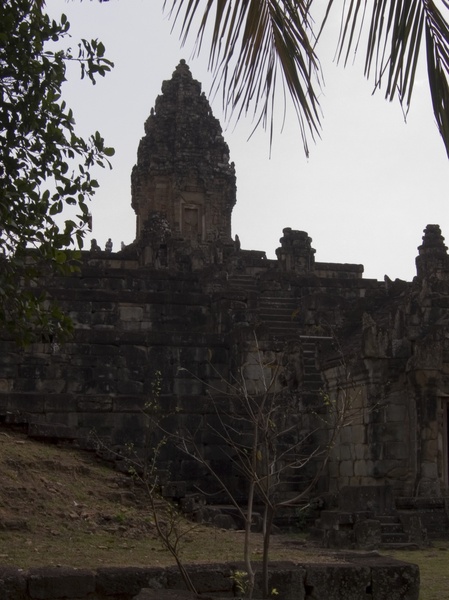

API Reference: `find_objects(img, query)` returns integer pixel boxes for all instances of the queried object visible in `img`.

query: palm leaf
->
[164,0,322,155]
[165,1,449,157]
[331,0,449,157]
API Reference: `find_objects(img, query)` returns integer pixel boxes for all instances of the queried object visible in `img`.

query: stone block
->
[354,519,381,549]
[166,564,233,594]
[6,394,45,414]
[178,459,209,481]
[361,460,376,478]
[213,513,238,530]
[96,567,165,596]
[339,486,395,514]
[90,344,119,356]
[338,444,352,461]
[77,396,114,412]
[121,345,148,362]
[421,461,438,479]
[113,395,147,412]
[369,559,419,600]
[36,379,67,394]
[392,339,412,358]
[161,481,186,499]
[384,441,409,460]
[398,512,428,544]
[0,566,27,600]
[339,427,353,444]
[27,422,78,442]
[176,395,213,415]
[350,424,366,445]
[339,461,354,477]
[173,378,204,396]
[0,379,12,392]
[304,563,370,599]
[422,438,438,461]
[120,306,144,321]
[320,511,354,530]
[0,364,18,378]
[27,567,95,599]
[44,395,78,413]
[386,403,406,422]
[354,443,368,460]
[46,412,79,429]
[254,564,306,600]
[323,528,355,549]
[117,379,144,395]
[355,460,372,477]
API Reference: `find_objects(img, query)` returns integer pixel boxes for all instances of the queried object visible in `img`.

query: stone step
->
[381,532,408,544]
[228,279,258,289]
[395,496,447,510]
[260,295,297,301]
[259,312,300,321]
[259,302,298,309]
[377,515,400,524]
[259,303,297,310]
[380,542,420,550]
[381,523,404,534]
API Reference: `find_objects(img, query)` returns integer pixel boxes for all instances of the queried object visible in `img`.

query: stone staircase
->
[395,496,449,539]
[258,294,301,338]
[227,273,259,293]
[309,486,432,550]
[378,515,412,549]
[310,510,423,550]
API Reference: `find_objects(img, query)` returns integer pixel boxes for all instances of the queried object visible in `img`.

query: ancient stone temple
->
[1,62,449,542]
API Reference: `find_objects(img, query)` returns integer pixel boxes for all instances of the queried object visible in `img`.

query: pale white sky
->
[45,0,448,281]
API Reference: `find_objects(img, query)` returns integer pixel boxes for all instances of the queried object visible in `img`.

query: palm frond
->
[164,0,322,155]
[332,0,449,157]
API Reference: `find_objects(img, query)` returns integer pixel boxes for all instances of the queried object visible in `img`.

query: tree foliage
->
[164,0,449,157]
[0,0,114,343]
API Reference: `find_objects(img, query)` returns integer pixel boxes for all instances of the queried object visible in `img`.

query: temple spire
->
[131,61,236,269]
[415,224,449,279]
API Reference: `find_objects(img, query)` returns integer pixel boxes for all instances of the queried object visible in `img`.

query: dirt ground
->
[0,426,337,569]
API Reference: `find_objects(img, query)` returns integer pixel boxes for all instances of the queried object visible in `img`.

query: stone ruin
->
[1,60,449,547]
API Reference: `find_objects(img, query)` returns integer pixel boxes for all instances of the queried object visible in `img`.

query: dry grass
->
[0,427,327,569]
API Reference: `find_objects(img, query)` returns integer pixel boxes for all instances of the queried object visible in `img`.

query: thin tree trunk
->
[262,504,275,598]
[244,478,256,599]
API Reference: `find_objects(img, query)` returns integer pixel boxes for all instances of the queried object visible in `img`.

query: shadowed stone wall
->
[1,62,449,509]
[0,558,420,600]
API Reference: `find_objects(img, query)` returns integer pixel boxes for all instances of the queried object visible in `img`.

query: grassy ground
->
[0,426,447,599]
[381,542,449,600]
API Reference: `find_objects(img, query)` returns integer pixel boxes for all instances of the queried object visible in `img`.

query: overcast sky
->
[45,0,448,281]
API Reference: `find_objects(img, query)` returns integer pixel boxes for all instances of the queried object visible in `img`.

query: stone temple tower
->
[131,60,236,269]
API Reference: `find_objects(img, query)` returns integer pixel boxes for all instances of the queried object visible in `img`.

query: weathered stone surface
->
[361,557,420,600]
[27,567,95,599]
[354,519,382,549]
[96,567,165,597]
[254,564,306,600]
[304,563,371,600]
[0,560,422,600]
[165,564,233,594]
[0,567,27,600]
[338,486,395,515]
[27,422,77,442]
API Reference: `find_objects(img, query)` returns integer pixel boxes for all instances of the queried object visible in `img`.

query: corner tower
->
[131,61,236,269]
